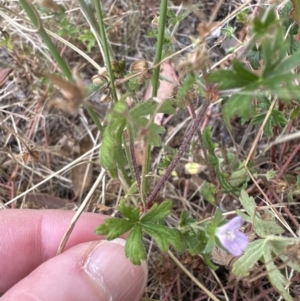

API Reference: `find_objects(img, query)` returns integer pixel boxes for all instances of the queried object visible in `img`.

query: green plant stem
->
[152,0,168,96]
[85,105,104,135]
[119,164,131,187]
[21,0,105,134]
[122,135,135,186]
[19,0,72,80]
[94,0,118,103]
[141,0,168,201]
[127,125,141,191]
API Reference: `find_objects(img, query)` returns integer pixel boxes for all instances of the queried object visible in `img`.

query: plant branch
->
[146,98,210,204]
[94,0,118,103]
[141,0,168,201]
[19,0,72,80]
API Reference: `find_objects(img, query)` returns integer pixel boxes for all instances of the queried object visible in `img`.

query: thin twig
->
[57,169,106,255]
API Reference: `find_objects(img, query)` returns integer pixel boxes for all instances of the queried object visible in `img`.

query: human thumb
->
[2,238,148,301]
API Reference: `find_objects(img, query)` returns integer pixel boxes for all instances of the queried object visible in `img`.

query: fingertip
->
[84,238,148,301]
[2,239,148,301]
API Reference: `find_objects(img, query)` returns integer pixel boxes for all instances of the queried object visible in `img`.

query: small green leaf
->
[100,129,118,173]
[215,165,234,192]
[211,207,224,228]
[177,72,196,102]
[252,217,284,238]
[264,244,293,301]
[208,70,253,90]
[199,182,216,204]
[125,224,146,265]
[179,210,196,227]
[129,101,157,118]
[141,200,172,224]
[79,30,96,52]
[119,199,140,221]
[142,224,184,252]
[233,239,265,277]
[227,162,248,188]
[159,98,176,114]
[273,48,300,74]
[252,7,277,36]
[222,93,254,128]
[246,46,262,70]
[202,126,218,156]
[146,122,165,146]
[95,218,134,240]
[232,59,259,82]
[239,190,256,218]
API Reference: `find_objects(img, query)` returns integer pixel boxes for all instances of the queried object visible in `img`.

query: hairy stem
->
[146,98,210,203]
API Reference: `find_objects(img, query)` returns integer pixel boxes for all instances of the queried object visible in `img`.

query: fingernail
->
[84,238,148,301]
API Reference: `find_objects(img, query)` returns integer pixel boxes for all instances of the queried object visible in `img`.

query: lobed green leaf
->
[142,224,184,252]
[125,224,146,265]
[95,218,135,240]
[141,200,172,224]
[119,199,140,221]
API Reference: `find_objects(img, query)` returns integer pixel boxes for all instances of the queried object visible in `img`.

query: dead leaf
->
[46,66,86,115]
[71,134,94,198]
[22,143,40,164]
[23,193,71,209]
[144,61,179,125]
[0,68,12,86]
[36,0,62,12]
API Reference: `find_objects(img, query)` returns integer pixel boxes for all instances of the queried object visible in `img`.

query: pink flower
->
[216,216,248,256]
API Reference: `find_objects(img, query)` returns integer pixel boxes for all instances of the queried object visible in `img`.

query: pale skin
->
[0,210,148,301]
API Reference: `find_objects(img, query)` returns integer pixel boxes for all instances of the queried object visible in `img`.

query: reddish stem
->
[146,98,209,203]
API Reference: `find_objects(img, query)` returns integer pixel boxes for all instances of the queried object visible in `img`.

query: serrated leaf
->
[208,70,253,90]
[252,8,277,36]
[234,236,300,301]
[131,117,165,146]
[159,98,176,114]
[146,122,165,146]
[216,165,234,192]
[199,182,216,204]
[264,244,293,301]
[129,101,157,118]
[223,93,254,128]
[182,230,205,254]
[273,48,300,74]
[125,224,146,265]
[271,110,288,127]
[100,129,118,171]
[246,46,262,70]
[253,218,284,238]
[233,239,265,277]
[119,199,140,221]
[227,162,248,188]
[179,210,196,227]
[239,190,284,237]
[99,103,127,176]
[239,190,256,218]
[95,218,135,240]
[232,59,259,82]
[271,240,300,273]
[142,224,184,252]
[177,72,196,101]
[202,126,218,155]
[141,200,172,223]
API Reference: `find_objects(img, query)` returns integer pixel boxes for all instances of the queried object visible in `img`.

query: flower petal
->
[215,216,248,257]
